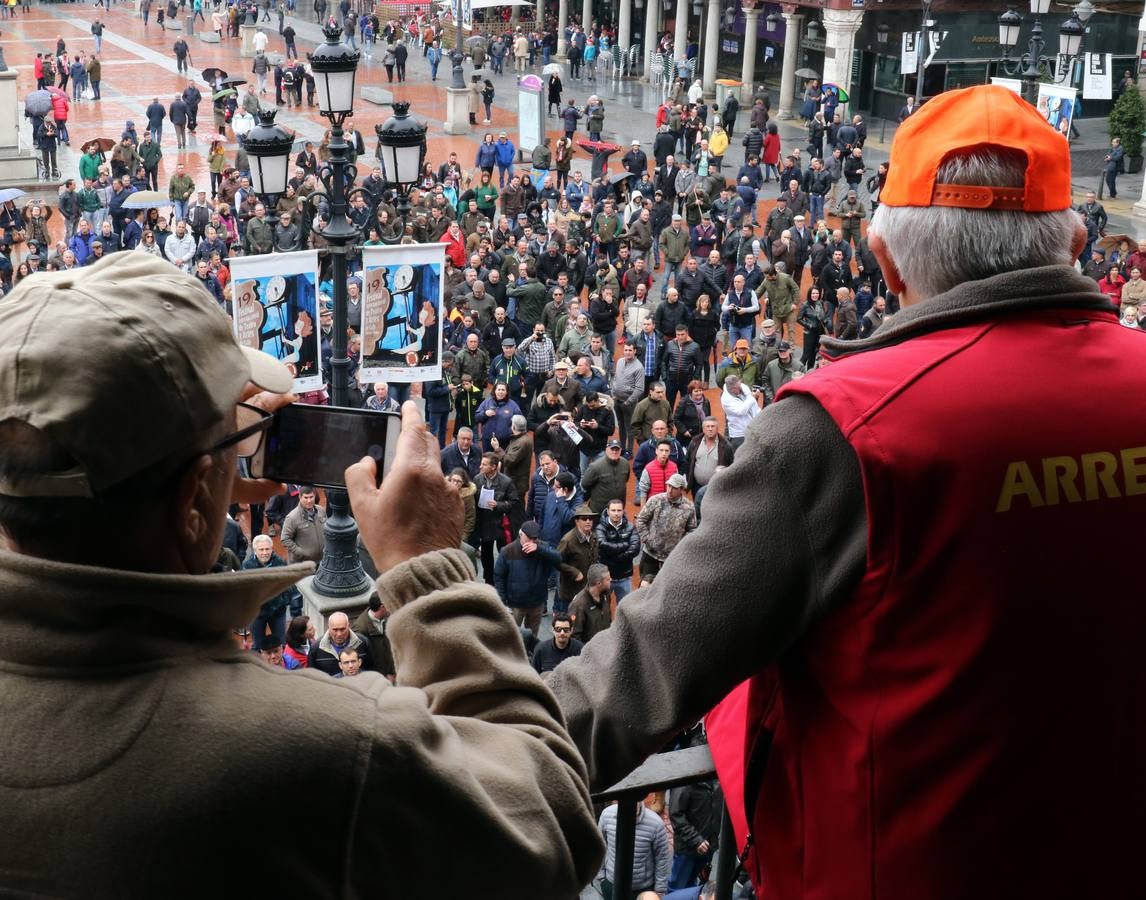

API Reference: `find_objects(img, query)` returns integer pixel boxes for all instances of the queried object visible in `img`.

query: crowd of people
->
[1,0,1141,893]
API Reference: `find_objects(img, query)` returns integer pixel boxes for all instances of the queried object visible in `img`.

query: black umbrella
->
[220,75,248,87]
[202,67,228,84]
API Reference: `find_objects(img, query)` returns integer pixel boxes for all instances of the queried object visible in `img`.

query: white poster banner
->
[923,30,947,68]
[990,77,1024,96]
[230,250,322,393]
[360,243,446,384]
[1036,82,1077,139]
[901,32,918,76]
[1083,52,1113,100]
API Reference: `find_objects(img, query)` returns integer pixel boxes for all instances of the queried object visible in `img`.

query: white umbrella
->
[542,63,562,76]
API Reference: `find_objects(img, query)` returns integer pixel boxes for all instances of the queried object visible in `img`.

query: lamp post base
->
[311,488,373,599]
[444,86,471,135]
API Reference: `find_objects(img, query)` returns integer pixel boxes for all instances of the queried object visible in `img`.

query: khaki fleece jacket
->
[0,546,603,896]
[549,265,1109,792]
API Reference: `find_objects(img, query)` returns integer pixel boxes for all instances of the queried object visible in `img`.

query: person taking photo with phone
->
[0,254,602,896]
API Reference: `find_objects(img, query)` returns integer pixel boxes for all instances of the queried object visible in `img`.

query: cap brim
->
[242,347,293,394]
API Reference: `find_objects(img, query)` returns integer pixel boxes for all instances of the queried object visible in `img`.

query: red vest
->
[645,459,677,499]
[712,308,1146,898]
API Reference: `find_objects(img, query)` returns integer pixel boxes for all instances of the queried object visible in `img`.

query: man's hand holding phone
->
[347,402,463,575]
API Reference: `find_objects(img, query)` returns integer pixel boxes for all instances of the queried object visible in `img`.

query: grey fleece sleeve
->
[353,548,605,896]
[547,394,868,792]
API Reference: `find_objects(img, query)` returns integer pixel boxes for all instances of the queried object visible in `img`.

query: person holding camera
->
[0,255,602,895]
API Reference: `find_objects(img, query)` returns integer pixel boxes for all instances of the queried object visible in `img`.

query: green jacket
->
[507,278,548,327]
[658,226,689,264]
[593,212,622,242]
[245,216,274,255]
[715,355,759,389]
[169,174,195,202]
[474,183,498,212]
[76,187,102,213]
[79,153,102,184]
[139,141,163,171]
[763,273,800,320]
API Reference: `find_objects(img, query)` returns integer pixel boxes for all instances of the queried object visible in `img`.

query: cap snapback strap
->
[930,184,1026,210]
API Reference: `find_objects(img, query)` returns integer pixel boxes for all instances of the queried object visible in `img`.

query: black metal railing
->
[592,744,740,900]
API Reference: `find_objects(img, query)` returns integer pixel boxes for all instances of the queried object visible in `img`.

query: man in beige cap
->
[0,255,602,896]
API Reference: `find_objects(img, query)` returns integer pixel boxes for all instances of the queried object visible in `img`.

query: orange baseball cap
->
[879,84,1071,213]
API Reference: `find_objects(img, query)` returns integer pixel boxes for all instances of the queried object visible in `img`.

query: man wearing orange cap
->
[550,85,1143,898]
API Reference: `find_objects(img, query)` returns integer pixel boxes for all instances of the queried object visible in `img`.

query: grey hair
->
[868,148,1080,301]
[511,414,527,433]
[587,563,611,587]
[252,534,274,548]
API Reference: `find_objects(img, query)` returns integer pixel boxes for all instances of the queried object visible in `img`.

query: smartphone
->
[249,404,401,489]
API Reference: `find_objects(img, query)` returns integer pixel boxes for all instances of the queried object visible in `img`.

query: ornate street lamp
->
[876,22,890,45]
[374,100,428,223]
[244,108,294,201]
[997,0,1091,101]
[766,12,780,32]
[305,22,372,600]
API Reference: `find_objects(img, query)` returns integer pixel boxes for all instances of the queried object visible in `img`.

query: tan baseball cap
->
[0,254,291,498]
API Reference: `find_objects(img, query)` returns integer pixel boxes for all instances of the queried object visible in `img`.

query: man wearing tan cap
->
[550,85,1143,897]
[0,255,601,894]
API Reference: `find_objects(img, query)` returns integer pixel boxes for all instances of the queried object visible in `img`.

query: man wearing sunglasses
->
[0,255,602,896]
[531,612,583,675]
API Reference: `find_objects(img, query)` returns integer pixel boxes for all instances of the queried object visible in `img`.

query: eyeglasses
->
[552,626,572,633]
[207,403,274,459]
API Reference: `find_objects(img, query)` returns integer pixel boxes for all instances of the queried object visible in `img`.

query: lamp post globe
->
[375,101,429,191]
[307,22,361,119]
[244,108,295,200]
[998,7,1022,50]
[1058,14,1083,60]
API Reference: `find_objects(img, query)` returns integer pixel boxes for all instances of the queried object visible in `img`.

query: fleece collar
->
[819,265,1112,360]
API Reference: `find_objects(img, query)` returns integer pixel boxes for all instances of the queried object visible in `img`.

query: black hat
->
[520,521,541,539]
[777,340,792,352]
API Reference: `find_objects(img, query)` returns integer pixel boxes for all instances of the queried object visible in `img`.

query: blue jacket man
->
[538,472,581,545]
[495,136,517,167]
[493,522,562,632]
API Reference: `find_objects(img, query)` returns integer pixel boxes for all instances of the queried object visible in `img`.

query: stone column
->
[821,7,864,115]
[533,0,541,28]
[642,0,659,79]
[740,6,760,102]
[618,0,632,52]
[582,0,591,32]
[702,0,720,94]
[557,0,569,56]
[777,9,804,118]
[674,0,688,60]
[511,4,519,25]
[240,23,258,57]
[0,71,51,183]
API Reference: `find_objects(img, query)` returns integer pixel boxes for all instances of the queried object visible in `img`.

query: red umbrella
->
[574,139,623,154]
[46,86,67,98]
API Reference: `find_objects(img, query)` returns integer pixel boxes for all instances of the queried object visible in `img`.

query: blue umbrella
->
[0,188,26,204]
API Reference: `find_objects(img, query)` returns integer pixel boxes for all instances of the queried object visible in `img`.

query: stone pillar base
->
[444,86,471,135]
[296,574,375,637]
[1132,199,1146,221]
[240,23,258,57]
